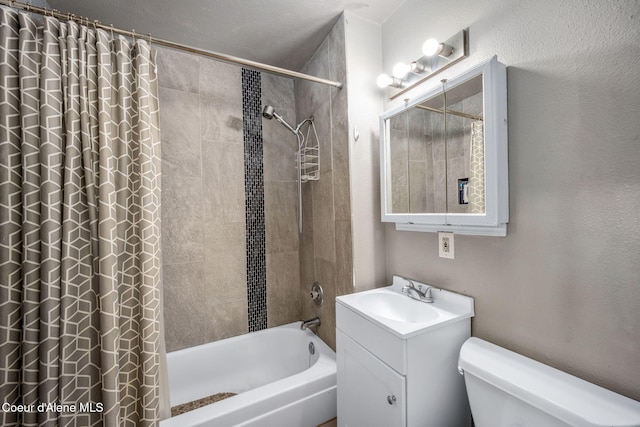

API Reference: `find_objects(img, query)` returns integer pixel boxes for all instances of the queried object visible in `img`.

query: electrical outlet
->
[438,232,454,259]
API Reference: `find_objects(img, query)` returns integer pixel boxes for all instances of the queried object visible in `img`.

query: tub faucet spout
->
[301,317,321,330]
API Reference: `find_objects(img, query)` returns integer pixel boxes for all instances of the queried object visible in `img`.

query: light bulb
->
[376,73,393,88]
[422,38,441,56]
[392,62,411,79]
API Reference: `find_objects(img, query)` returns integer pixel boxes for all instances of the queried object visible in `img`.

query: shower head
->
[262,105,275,120]
[262,105,297,134]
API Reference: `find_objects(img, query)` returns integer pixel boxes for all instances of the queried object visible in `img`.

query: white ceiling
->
[46,0,406,71]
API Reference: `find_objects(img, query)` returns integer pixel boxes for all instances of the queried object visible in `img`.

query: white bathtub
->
[160,322,336,427]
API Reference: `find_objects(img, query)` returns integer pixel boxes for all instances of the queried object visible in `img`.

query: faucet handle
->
[402,279,413,290]
[423,286,434,303]
[402,279,419,297]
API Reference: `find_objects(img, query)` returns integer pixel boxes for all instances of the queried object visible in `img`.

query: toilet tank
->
[458,337,640,427]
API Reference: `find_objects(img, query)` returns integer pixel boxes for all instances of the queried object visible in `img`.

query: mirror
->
[388,75,483,214]
[381,56,508,235]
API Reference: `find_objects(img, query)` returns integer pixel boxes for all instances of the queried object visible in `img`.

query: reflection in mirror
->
[388,75,484,215]
[389,95,443,214]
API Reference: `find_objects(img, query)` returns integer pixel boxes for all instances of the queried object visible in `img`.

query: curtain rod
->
[0,0,344,89]
[416,104,483,121]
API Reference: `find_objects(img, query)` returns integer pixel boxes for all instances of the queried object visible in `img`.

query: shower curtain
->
[0,6,166,426]
[468,120,485,213]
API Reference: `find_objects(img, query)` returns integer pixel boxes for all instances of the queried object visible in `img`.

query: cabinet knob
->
[387,395,396,405]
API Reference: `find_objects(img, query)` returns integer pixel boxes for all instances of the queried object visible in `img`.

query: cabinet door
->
[337,330,406,427]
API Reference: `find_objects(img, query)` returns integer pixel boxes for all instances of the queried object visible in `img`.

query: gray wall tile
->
[159,87,201,178]
[299,183,315,288]
[160,48,253,350]
[312,170,336,263]
[332,113,351,221]
[157,46,200,93]
[164,262,205,351]
[266,251,301,327]
[161,175,203,264]
[335,220,353,297]
[201,140,246,223]
[297,15,351,351]
[203,222,247,303]
[261,73,302,328]
[265,181,299,254]
[200,94,244,144]
[309,258,337,350]
[409,161,428,212]
[199,58,242,105]
[262,108,299,183]
[205,300,248,342]
[262,73,295,112]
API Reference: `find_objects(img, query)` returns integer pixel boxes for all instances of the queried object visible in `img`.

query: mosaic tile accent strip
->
[242,68,268,332]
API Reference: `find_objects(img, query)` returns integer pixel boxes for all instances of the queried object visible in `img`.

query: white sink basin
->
[336,275,475,339]
[359,292,439,323]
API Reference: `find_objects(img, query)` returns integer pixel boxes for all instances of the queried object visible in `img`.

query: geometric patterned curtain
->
[468,120,485,214]
[0,6,162,426]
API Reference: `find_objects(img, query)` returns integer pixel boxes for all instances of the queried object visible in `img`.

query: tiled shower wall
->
[261,74,302,329]
[297,16,352,350]
[158,47,301,351]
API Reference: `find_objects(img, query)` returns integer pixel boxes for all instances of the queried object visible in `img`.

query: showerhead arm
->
[294,117,313,134]
[275,113,297,134]
[262,105,297,134]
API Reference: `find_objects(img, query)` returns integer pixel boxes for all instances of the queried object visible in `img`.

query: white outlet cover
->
[439,232,455,259]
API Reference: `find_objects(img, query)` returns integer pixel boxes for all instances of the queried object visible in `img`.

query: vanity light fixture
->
[377,29,468,98]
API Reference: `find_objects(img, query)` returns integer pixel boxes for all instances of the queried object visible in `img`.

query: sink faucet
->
[301,317,321,330]
[402,279,434,303]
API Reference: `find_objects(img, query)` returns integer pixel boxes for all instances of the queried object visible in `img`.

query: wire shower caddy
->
[298,118,320,182]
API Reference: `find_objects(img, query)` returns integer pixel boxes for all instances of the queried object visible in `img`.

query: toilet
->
[458,337,640,427]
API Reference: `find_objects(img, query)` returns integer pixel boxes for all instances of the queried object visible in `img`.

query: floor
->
[318,418,337,427]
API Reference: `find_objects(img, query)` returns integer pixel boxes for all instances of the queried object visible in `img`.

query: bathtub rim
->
[160,321,336,427]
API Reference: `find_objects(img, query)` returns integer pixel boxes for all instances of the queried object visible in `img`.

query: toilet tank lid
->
[458,337,640,427]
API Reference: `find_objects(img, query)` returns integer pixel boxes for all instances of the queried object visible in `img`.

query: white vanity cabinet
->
[336,276,475,427]
[337,330,406,426]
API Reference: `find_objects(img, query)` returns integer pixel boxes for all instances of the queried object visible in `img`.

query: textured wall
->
[342,12,387,293]
[381,0,640,400]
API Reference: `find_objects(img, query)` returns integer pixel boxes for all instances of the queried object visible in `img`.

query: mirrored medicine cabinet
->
[380,56,508,236]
